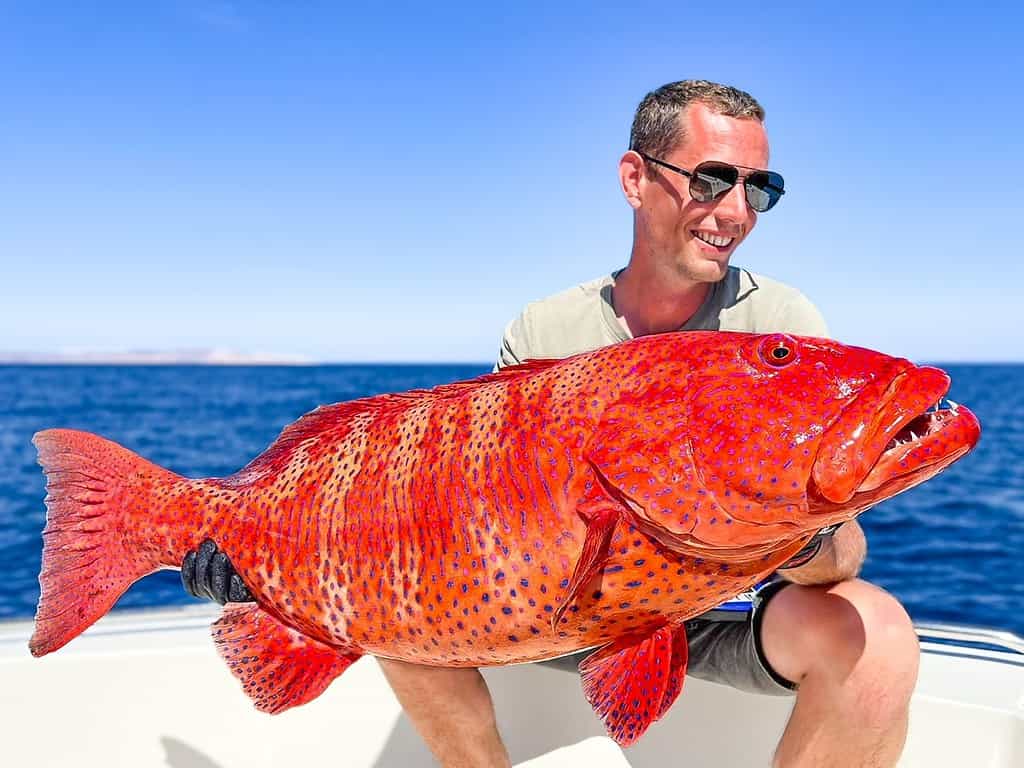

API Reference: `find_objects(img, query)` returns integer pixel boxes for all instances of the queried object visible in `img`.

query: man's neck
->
[611,264,713,338]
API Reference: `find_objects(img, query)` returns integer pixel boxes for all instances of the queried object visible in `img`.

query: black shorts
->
[538,580,797,695]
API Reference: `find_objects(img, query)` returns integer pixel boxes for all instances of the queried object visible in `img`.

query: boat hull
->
[2,607,1021,767]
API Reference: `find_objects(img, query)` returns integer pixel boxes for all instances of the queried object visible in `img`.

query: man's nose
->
[714,179,755,226]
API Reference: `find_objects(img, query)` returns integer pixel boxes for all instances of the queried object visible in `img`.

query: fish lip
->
[855,401,980,496]
[811,365,956,504]
[864,367,950,458]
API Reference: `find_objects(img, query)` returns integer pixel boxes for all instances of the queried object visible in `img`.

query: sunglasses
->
[636,152,786,213]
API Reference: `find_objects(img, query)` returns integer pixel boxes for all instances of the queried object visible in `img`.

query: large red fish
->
[30,332,979,745]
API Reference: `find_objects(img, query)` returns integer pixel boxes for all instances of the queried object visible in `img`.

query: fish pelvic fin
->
[30,428,186,657]
[579,622,689,747]
[213,604,361,714]
[551,500,620,631]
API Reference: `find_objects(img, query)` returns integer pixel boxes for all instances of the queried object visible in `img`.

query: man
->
[185,81,920,768]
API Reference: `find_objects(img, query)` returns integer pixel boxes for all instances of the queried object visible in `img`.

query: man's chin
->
[690,257,731,283]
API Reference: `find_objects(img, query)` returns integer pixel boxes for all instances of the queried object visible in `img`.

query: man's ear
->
[619,151,646,210]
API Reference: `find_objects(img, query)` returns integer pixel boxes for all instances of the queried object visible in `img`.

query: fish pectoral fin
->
[551,502,620,631]
[212,604,361,714]
[579,622,689,746]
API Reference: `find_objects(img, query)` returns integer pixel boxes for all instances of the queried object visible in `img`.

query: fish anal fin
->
[579,623,689,747]
[551,503,620,630]
[213,604,361,714]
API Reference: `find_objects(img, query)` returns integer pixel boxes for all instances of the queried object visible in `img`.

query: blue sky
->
[1,2,1021,362]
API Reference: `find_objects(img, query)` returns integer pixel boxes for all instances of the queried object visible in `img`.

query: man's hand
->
[181,539,254,605]
[778,521,867,586]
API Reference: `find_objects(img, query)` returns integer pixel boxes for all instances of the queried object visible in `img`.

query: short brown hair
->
[629,80,765,159]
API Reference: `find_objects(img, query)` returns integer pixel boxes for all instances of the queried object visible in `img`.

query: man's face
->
[637,102,771,283]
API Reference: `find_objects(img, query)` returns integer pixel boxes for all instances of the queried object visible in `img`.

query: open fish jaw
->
[858,397,978,494]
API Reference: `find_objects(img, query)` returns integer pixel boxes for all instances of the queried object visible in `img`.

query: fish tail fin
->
[30,428,188,657]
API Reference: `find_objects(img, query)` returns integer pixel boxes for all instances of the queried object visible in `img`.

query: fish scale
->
[27,331,980,746]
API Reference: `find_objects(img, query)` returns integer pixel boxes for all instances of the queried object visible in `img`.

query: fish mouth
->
[811,366,981,509]
[854,396,978,495]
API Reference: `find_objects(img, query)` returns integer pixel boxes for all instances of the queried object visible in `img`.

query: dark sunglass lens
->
[745,171,785,212]
[690,163,738,202]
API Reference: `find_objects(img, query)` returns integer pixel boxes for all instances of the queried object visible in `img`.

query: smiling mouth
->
[693,231,735,249]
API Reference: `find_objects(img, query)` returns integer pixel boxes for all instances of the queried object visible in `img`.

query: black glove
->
[779,523,843,570]
[181,539,254,605]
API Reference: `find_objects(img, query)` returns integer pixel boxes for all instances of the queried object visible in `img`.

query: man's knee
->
[761,579,920,692]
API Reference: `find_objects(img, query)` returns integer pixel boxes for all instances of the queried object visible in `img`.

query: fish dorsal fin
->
[470,356,565,382]
[226,400,379,481]
[579,623,689,746]
[227,357,565,482]
[213,604,361,714]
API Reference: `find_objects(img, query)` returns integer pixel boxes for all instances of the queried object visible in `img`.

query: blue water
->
[1,364,1021,636]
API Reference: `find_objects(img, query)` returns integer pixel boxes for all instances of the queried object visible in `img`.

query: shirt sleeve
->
[772,292,830,338]
[494,312,533,372]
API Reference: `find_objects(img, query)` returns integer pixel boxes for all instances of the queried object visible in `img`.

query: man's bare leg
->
[378,658,512,768]
[761,579,920,768]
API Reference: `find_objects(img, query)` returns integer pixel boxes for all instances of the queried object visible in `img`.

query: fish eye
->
[759,335,798,368]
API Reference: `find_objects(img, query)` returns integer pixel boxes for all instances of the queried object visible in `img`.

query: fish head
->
[677,332,981,528]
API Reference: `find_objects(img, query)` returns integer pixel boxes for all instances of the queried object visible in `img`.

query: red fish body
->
[30,332,980,745]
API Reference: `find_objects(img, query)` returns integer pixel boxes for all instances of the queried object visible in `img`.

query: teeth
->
[948,399,960,414]
[694,231,734,248]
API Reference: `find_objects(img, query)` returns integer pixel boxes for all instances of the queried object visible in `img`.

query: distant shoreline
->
[0,357,492,367]
[0,360,314,366]
[0,349,311,366]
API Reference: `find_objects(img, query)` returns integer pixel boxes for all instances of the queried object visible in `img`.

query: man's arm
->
[777,520,867,586]
[378,659,512,768]
[375,318,535,767]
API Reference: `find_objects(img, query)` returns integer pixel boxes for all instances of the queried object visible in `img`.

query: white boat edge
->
[1,606,1021,767]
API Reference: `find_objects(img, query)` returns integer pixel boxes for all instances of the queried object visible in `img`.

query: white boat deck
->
[1,606,1022,767]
